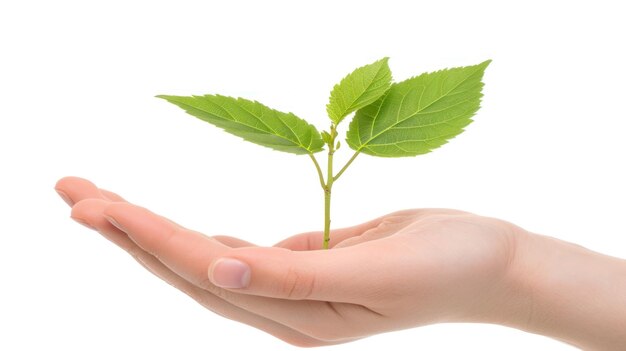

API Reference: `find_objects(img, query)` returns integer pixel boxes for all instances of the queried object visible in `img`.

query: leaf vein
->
[360,65,485,148]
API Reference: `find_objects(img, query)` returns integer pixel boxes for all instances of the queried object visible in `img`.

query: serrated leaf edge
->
[350,60,490,154]
[326,57,392,124]
[157,94,325,154]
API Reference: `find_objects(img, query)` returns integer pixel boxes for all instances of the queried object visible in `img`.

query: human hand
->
[55,176,526,346]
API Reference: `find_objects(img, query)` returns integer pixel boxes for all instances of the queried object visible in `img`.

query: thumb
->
[208,244,380,303]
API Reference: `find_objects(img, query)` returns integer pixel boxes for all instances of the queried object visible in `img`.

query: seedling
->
[158,58,490,249]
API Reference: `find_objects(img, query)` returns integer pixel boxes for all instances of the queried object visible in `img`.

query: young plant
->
[157,58,491,249]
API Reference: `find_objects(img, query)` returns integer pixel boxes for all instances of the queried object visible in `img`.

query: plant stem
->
[308,154,325,189]
[316,125,361,249]
[323,125,336,249]
[333,150,360,182]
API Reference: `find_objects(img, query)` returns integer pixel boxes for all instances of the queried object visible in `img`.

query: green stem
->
[308,153,325,189]
[333,150,360,182]
[323,128,335,249]
[318,126,361,249]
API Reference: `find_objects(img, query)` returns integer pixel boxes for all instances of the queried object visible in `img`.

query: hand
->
[55,176,526,346]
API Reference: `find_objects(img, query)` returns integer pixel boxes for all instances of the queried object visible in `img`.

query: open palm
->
[56,176,522,346]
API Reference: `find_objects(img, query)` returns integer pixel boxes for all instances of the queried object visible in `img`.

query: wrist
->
[502,230,626,350]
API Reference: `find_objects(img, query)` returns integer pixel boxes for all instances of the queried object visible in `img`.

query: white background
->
[1,0,624,350]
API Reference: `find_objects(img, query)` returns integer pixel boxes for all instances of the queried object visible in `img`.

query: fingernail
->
[104,215,125,232]
[72,217,96,230]
[56,189,74,206]
[210,258,251,289]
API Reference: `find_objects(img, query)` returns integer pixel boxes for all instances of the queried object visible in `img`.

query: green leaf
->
[157,94,325,155]
[326,57,392,125]
[321,131,332,145]
[346,60,491,157]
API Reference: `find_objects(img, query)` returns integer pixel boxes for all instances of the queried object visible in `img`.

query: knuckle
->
[154,226,182,259]
[280,266,316,300]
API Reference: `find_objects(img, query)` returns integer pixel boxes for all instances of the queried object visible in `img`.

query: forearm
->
[505,231,626,350]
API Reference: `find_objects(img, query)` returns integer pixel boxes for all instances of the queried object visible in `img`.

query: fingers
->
[212,235,257,248]
[143,253,335,347]
[72,199,139,250]
[55,177,105,206]
[56,177,253,249]
[274,209,466,250]
[55,176,257,251]
[59,177,383,341]
[60,177,397,339]
[101,202,383,340]
[333,214,420,248]
[209,241,397,304]
[99,188,126,202]
[280,209,472,250]
[103,202,231,288]
[70,199,333,347]
[55,176,126,205]
[273,214,391,250]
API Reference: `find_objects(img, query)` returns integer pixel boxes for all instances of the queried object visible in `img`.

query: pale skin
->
[55,176,626,350]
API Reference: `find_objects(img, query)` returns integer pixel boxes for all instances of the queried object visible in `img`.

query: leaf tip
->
[155,94,174,101]
[376,57,391,70]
